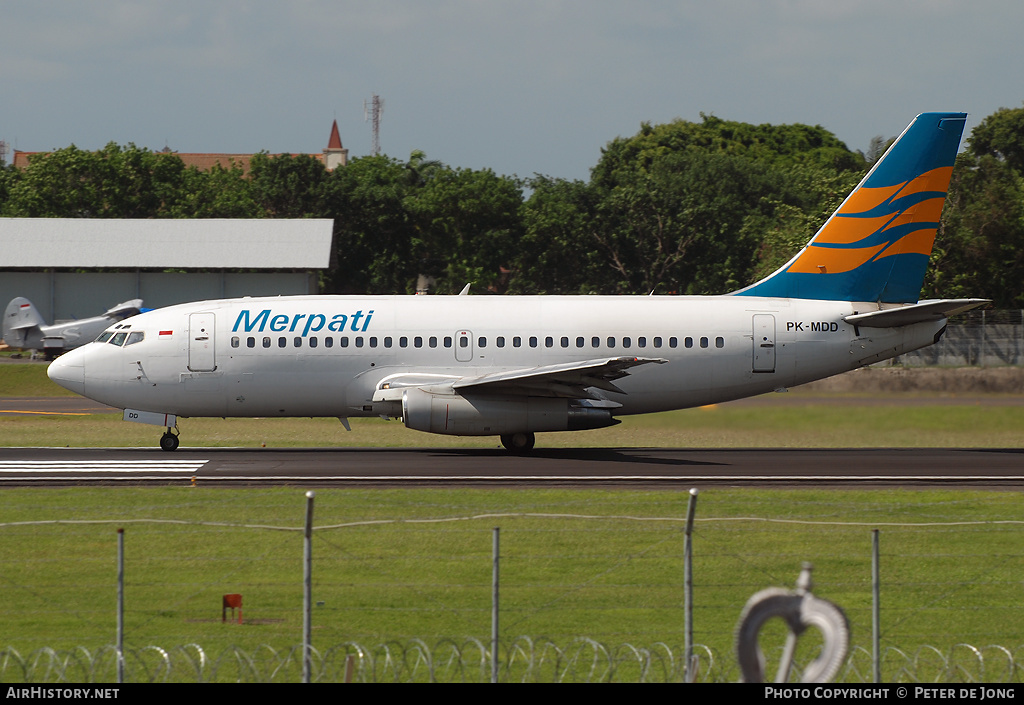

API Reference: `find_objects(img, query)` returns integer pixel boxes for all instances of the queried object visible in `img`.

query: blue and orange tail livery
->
[734,112,967,303]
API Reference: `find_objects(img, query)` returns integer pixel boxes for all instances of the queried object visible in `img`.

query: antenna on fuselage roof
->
[458,283,471,295]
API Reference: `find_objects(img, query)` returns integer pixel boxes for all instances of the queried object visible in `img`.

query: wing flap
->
[453,356,667,398]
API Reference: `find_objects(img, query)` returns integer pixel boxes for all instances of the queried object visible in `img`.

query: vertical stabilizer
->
[3,298,47,348]
[733,112,967,303]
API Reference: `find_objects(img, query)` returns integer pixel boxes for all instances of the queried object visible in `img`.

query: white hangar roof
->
[0,218,334,269]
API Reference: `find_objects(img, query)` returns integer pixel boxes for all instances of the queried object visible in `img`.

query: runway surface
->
[1,446,1022,488]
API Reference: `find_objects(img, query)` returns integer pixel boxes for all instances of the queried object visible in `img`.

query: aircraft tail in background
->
[733,112,967,304]
[2,297,46,347]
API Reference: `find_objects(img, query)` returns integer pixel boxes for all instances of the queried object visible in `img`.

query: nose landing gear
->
[159,427,180,452]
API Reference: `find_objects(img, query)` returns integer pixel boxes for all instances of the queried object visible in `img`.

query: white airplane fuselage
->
[48,293,942,424]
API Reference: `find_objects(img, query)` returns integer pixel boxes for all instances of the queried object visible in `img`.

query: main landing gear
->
[159,427,180,452]
[500,432,535,454]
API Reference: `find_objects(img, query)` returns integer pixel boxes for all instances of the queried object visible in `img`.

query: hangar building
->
[0,218,334,325]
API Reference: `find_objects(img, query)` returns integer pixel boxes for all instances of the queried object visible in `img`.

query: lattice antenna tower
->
[0,140,7,166]
[364,94,384,156]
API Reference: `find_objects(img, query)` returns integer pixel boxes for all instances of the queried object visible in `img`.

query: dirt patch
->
[798,366,1024,394]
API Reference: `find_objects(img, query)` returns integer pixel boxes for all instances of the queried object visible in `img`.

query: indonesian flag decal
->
[159,330,173,338]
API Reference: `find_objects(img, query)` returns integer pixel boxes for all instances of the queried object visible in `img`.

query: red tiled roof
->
[13,150,324,173]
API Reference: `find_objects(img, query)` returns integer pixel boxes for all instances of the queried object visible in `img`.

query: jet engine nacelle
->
[401,388,617,436]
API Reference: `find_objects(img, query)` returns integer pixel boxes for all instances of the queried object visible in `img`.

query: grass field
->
[2,362,1023,682]
[1,486,1022,682]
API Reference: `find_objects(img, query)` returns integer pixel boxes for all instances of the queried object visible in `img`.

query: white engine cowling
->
[401,388,616,436]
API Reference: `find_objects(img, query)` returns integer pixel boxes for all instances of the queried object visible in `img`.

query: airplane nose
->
[47,353,85,395]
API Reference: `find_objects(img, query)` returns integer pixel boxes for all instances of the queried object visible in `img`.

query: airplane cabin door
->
[188,313,217,372]
[454,330,473,362]
[752,314,776,373]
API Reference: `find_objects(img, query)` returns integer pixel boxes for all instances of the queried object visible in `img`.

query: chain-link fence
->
[897,310,1024,367]
[3,490,1024,683]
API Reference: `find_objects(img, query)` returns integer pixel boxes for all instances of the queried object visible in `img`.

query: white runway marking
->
[0,460,208,473]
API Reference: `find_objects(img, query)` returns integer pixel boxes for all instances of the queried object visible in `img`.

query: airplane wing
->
[104,299,144,318]
[844,299,990,328]
[453,356,667,397]
[373,356,667,402]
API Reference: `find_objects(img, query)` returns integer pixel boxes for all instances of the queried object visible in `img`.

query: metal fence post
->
[117,527,124,684]
[684,488,698,683]
[492,526,500,684]
[303,491,315,683]
[872,529,880,683]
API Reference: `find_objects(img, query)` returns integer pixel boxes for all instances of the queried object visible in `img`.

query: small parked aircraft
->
[4,298,143,359]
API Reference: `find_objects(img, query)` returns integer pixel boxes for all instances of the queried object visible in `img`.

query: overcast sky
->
[2,1,1021,182]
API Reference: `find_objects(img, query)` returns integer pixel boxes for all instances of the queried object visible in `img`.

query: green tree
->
[326,155,419,294]
[513,176,602,294]
[168,163,260,218]
[966,104,1024,174]
[3,143,187,217]
[405,166,524,293]
[927,152,1024,307]
[249,152,333,217]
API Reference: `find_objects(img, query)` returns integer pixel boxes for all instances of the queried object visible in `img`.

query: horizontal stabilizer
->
[844,299,989,328]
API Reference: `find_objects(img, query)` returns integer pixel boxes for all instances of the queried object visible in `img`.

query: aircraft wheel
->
[159,431,180,452]
[500,432,535,453]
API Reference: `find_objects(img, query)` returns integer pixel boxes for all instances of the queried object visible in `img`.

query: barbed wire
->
[3,640,1022,683]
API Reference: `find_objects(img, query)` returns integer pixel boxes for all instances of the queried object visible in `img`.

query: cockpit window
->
[96,331,114,343]
[125,331,145,346]
[110,332,128,346]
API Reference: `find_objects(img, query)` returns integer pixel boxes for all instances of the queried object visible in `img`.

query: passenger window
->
[716,337,725,348]
[294,337,303,347]
[514,336,522,348]
[324,337,333,348]
[623,337,631,348]
[263,337,271,348]
[545,336,553,348]
[685,337,693,349]
[654,337,662,348]
[444,336,452,348]
[399,337,408,347]
[459,336,468,348]
[383,337,392,348]
[356,337,364,348]
[247,336,255,348]
[309,337,318,348]
[370,337,378,348]
[478,336,486,348]
[496,336,505,348]
[429,336,438,348]
[278,337,287,348]
[576,336,584,348]
[638,337,646,348]
[700,337,709,348]
[607,337,615,348]
[669,337,678,348]
[231,336,240,348]
[125,331,145,346]
[414,336,423,348]
[341,337,349,348]
[560,336,569,348]
[592,337,600,348]
[529,336,538,348]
